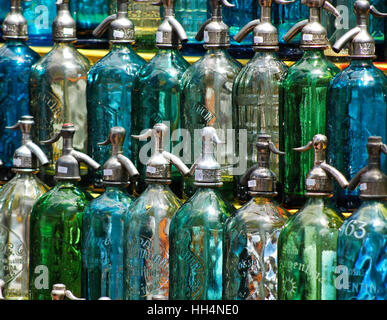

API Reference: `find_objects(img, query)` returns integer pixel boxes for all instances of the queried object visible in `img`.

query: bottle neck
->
[301,49,327,60]
[5,39,25,46]
[349,59,374,67]
[205,47,228,56]
[110,42,134,51]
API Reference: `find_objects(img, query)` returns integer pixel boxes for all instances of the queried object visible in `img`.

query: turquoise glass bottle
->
[169,127,235,300]
[132,0,189,197]
[232,0,292,203]
[125,123,190,300]
[82,127,138,300]
[87,0,145,189]
[223,135,289,300]
[0,116,48,300]
[279,0,340,208]
[278,134,349,300]
[29,124,100,300]
[326,0,387,212]
[181,0,241,202]
[0,0,40,182]
[336,137,387,300]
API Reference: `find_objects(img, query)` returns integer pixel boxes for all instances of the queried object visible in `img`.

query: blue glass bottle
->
[169,127,236,300]
[86,0,145,189]
[82,127,138,300]
[336,137,387,300]
[327,0,387,212]
[132,0,189,197]
[0,0,40,182]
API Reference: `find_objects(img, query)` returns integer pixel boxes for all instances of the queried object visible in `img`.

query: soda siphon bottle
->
[132,0,189,197]
[0,0,40,183]
[29,123,100,300]
[336,137,387,300]
[326,0,387,212]
[125,123,190,300]
[278,134,349,300]
[232,0,292,203]
[223,134,289,300]
[181,0,241,203]
[86,0,145,189]
[0,116,48,300]
[279,0,341,208]
[29,0,90,187]
[169,127,236,300]
[82,127,139,300]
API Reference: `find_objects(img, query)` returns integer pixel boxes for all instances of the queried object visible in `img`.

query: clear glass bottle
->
[82,127,138,300]
[277,134,349,300]
[181,0,241,203]
[337,137,387,300]
[86,0,145,189]
[0,0,40,183]
[169,127,236,300]
[326,0,387,212]
[29,124,100,300]
[125,123,190,300]
[279,0,340,208]
[132,0,189,197]
[232,0,291,203]
[223,135,289,300]
[0,116,48,300]
[29,0,90,187]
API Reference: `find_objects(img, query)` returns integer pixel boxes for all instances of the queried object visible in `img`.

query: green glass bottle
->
[279,0,341,208]
[29,123,100,300]
[278,134,349,300]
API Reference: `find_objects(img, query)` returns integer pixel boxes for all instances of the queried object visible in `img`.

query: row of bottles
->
[0,116,386,300]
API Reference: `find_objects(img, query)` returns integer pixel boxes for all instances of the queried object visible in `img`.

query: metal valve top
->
[283,0,340,50]
[53,0,77,42]
[98,126,139,186]
[93,0,135,44]
[6,116,49,172]
[234,0,294,51]
[2,0,28,40]
[51,283,111,300]
[333,0,387,59]
[348,136,387,199]
[294,134,349,197]
[132,123,190,184]
[41,123,100,181]
[240,134,285,197]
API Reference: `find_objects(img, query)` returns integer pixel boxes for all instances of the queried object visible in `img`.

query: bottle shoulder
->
[85,190,133,216]
[0,43,40,65]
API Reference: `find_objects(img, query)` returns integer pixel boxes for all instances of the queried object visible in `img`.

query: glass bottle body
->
[232,51,288,202]
[29,43,90,185]
[125,183,181,300]
[337,200,387,300]
[169,187,235,300]
[278,197,343,300]
[132,49,189,196]
[0,41,40,181]
[87,44,145,188]
[82,186,133,300]
[181,49,241,203]
[223,197,288,300]
[280,50,339,208]
[0,173,48,300]
[29,181,89,300]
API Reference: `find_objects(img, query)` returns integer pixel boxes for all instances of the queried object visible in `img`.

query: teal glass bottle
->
[336,137,387,300]
[169,127,236,300]
[326,0,387,212]
[278,134,349,300]
[126,123,190,300]
[29,0,90,187]
[82,127,138,300]
[132,0,189,197]
[86,0,145,189]
[29,124,100,300]
[232,0,292,203]
[223,135,289,300]
[279,0,340,208]
[181,0,241,203]
[0,116,48,300]
[0,0,40,182]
